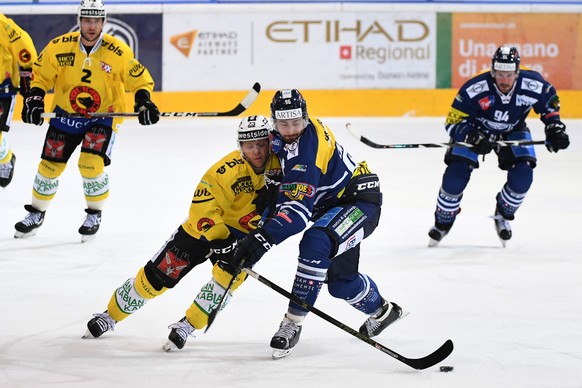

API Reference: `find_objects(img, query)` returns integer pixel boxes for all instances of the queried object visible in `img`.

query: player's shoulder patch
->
[520,77,544,94]
[465,79,490,99]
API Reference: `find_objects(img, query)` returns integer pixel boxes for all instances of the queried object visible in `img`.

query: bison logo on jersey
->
[83,127,107,152]
[197,217,215,232]
[69,86,101,116]
[44,133,66,159]
[157,247,190,279]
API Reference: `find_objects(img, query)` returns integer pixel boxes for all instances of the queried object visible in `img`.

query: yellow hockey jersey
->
[0,14,37,89]
[182,149,282,242]
[31,31,154,127]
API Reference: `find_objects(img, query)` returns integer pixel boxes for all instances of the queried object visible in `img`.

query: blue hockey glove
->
[134,89,160,125]
[229,229,275,269]
[544,121,569,153]
[464,129,493,155]
[19,68,32,97]
[21,87,45,126]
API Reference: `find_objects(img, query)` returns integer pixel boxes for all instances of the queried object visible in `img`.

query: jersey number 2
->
[81,69,92,83]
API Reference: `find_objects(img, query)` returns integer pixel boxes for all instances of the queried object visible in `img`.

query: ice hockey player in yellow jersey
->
[0,14,37,188]
[15,0,159,241]
[83,115,283,352]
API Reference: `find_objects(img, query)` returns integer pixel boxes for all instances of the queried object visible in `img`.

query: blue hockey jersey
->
[445,69,561,137]
[263,118,357,245]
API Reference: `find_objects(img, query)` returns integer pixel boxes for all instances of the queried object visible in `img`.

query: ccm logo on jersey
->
[357,181,379,190]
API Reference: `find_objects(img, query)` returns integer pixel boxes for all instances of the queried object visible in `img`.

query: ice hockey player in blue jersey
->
[428,46,570,247]
[228,89,407,359]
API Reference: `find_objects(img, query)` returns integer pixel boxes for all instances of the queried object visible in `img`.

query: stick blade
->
[401,339,454,370]
[206,82,261,117]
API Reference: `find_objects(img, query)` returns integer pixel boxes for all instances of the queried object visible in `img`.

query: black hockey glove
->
[544,121,569,153]
[134,89,160,125]
[210,235,239,275]
[19,68,32,97]
[21,87,45,126]
[464,129,493,155]
[253,176,281,220]
[229,229,275,270]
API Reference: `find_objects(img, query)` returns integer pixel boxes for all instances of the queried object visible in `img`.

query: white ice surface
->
[1,117,581,387]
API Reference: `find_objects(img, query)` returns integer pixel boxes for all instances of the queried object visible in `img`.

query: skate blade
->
[499,238,507,248]
[82,329,96,339]
[14,229,39,239]
[81,234,97,243]
[428,238,440,248]
[271,348,293,359]
[162,341,177,352]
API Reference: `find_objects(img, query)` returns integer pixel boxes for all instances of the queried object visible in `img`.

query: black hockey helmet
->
[491,46,520,75]
[270,89,308,122]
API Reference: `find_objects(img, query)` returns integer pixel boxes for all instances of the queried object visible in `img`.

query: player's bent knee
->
[78,152,105,178]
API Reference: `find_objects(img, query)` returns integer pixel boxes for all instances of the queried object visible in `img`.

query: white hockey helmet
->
[77,0,107,27]
[237,115,272,148]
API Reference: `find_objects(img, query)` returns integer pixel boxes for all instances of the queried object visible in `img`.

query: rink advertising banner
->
[450,13,582,89]
[163,11,437,91]
[6,14,163,91]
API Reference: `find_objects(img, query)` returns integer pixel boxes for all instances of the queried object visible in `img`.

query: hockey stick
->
[204,206,273,333]
[204,261,244,333]
[243,267,454,370]
[346,123,545,149]
[41,82,261,119]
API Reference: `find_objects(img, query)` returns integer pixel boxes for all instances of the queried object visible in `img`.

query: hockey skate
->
[83,312,116,339]
[359,299,408,338]
[270,315,302,359]
[162,317,195,351]
[0,153,16,188]
[79,208,102,243]
[492,208,512,247]
[14,204,45,238]
[428,222,453,247]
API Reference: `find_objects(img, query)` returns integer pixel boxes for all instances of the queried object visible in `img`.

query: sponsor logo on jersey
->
[53,35,78,45]
[157,247,190,279]
[521,78,543,94]
[196,217,215,232]
[193,188,212,198]
[281,182,315,201]
[231,176,254,195]
[129,63,145,77]
[69,86,101,115]
[56,53,75,67]
[466,80,489,99]
[515,94,538,107]
[478,96,495,111]
[216,158,244,174]
[19,49,32,64]
[291,164,307,172]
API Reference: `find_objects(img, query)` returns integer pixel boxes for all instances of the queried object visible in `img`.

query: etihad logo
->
[170,30,198,58]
